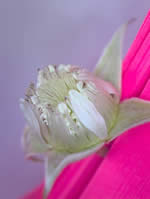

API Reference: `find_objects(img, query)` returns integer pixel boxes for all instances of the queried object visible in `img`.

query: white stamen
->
[71,113,82,127]
[72,73,78,80]
[69,128,76,135]
[58,64,66,72]
[71,113,77,121]
[40,113,48,125]
[37,70,47,88]
[58,102,70,114]
[86,82,98,94]
[64,64,72,72]
[77,81,84,92]
[48,65,55,73]
[31,95,39,105]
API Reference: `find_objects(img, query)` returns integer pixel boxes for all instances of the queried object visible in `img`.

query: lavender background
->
[0,1,149,198]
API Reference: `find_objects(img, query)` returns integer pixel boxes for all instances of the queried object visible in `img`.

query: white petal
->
[46,111,79,151]
[44,142,104,198]
[69,90,107,140]
[85,82,119,131]
[20,99,50,150]
[109,98,150,140]
[22,125,50,156]
[37,68,48,88]
[20,99,40,133]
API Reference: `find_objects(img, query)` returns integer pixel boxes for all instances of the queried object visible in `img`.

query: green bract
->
[20,23,150,198]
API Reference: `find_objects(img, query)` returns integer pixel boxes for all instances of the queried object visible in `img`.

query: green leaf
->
[109,98,150,140]
[94,23,128,94]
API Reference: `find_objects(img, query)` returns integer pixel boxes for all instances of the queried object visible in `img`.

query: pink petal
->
[80,81,150,199]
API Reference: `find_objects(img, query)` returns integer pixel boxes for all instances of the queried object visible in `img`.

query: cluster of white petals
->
[20,64,119,155]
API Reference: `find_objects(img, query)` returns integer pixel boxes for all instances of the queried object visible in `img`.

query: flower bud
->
[20,64,118,154]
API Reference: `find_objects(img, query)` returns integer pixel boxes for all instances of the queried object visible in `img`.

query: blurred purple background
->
[0,1,149,198]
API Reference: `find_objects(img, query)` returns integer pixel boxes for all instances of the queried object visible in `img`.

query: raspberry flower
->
[20,23,150,198]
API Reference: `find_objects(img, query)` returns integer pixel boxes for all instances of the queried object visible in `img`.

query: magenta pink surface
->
[23,10,150,199]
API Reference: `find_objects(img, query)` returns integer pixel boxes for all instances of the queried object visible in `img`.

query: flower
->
[20,22,150,198]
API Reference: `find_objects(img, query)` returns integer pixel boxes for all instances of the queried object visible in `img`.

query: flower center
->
[24,65,110,153]
[36,65,77,108]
